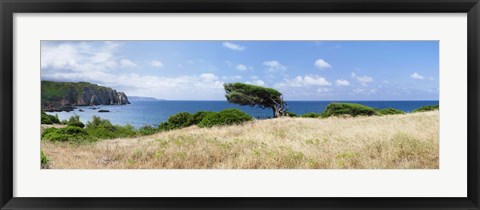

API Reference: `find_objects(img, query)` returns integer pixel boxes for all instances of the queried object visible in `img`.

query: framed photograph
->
[1,0,479,209]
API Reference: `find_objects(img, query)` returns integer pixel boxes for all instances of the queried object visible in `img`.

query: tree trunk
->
[272,106,283,118]
[270,95,286,118]
[272,107,278,118]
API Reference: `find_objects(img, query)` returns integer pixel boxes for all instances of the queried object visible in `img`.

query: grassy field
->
[41,111,439,169]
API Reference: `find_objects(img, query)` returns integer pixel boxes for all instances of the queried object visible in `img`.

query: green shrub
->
[198,108,253,128]
[187,111,214,125]
[41,150,49,167]
[158,112,194,131]
[377,108,405,115]
[86,125,116,139]
[85,116,136,139]
[157,109,258,131]
[41,114,52,124]
[286,111,298,117]
[68,121,85,128]
[41,111,60,124]
[86,115,114,129]
[66,114,85,128]
[137,125,158,136]
[168,112,193,127]
[157,122,172,131]
[322,103,378,117]
[113,124,137,137]
[300,112,321,118]
[43,115,162,141]
[41,127,57,138]
[412,105,439,113]
[86,125,137,139]
[42,126,96,142]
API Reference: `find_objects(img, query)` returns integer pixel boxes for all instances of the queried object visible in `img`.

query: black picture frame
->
[1,0,479,209]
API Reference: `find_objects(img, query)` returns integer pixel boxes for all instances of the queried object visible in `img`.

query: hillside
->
[41,111,439,169]
[41,81,130,111]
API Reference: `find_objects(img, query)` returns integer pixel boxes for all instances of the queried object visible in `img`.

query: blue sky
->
[41,41,439,101]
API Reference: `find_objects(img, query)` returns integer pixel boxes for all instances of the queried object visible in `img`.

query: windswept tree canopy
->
[223,82,286,117]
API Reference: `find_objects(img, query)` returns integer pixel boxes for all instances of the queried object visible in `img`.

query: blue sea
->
[46,100,439,128]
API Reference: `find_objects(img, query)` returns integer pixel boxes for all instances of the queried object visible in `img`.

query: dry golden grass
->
[41,124,66,132]
[41,111,439,169]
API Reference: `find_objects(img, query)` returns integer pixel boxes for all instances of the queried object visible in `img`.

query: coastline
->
[45,100,440,128]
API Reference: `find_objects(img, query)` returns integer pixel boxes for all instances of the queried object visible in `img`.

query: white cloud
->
[246,80,266,86]
[41,44,80,70]
[354,75,373,86]
[349,72,373,86]
[199,73,218,81]
[222,75,243,80]
[410,72,425,80]
[275,75,331,88]
[353,88,364,94]
[119,59,137,68]
[43,71,226,100]
[263,60,287,73]
[356,76,373,83]
[303,75,331,86]
[41,41,140,73]
[335,79,350,86]
[317,88,331,93]
[352,88,377,95]
[119,73,225,99]
[236,64,248,71]
[150,60,164,68]
[235,64,253,71]
[41,42,227,99]
[314,59,332,69]
[428,77,435,81]
[222,42,245,51]
[254,80,266,86]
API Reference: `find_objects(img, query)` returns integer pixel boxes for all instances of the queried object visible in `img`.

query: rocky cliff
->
[42,81,130,111]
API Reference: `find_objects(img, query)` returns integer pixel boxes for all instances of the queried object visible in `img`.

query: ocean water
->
[46,100,439,128]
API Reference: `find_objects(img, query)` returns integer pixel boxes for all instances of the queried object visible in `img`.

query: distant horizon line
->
[130,98,439,102]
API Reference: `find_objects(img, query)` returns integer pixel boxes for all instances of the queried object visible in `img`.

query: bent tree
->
[223,82,287,118]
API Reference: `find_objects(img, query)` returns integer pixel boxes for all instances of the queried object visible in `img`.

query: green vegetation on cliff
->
[41,81,130,111]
